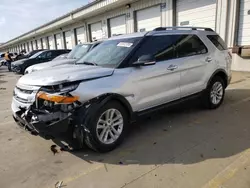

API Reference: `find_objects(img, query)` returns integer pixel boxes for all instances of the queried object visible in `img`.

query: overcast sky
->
[0,0,88,43]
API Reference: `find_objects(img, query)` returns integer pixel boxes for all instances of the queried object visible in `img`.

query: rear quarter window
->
[207,35,227,51]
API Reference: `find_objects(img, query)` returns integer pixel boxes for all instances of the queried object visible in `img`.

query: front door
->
[128,34,181,111]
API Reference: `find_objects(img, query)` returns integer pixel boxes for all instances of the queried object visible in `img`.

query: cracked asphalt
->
[1,67,250,188]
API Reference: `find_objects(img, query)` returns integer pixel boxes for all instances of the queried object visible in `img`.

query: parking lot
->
[1,67,250,188]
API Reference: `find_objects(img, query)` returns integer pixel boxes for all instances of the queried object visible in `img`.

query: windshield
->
[67,44,91,59]
[29,51,44,59]
[76,37,142,68]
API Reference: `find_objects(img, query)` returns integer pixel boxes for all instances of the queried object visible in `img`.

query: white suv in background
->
[12,27,232,152]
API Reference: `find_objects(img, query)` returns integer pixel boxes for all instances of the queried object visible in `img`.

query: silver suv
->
[12,27,232,152]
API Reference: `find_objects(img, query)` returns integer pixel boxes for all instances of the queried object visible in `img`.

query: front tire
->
[84,101,129,152]
[203,76,225,109]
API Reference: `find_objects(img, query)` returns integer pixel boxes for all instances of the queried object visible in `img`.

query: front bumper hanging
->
[13,106,72,138]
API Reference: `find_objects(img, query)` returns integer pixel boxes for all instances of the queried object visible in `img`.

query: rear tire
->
[203,76,225,109]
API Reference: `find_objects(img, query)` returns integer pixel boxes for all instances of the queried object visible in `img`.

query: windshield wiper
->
[82,61,98,66]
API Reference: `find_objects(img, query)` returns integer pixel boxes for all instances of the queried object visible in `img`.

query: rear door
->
[174,34,210,97]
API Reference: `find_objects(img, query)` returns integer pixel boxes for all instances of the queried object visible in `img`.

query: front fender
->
[73,93,134,128]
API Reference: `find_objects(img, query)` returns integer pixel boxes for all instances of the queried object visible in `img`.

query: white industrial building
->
[0,0,250,71]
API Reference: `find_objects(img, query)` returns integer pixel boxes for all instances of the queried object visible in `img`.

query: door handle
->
[167,64,178,71]
[205,57,212,63]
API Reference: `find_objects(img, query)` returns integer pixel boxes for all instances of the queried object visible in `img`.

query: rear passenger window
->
[46,52,52,58]
[207,35,227,51]
[175,35,207,58]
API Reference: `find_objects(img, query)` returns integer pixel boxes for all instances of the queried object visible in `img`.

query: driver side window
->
[129,35,179,64]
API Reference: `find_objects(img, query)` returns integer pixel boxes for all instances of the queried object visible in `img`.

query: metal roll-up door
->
[55,34,62,49]
[42,38,47,49]
[32,40,37,50]
[64,31,72,49]
[26,42,30,52]
[48,36,55,49]
[90,22,103,41]
[136,5,161,32]
[22,43,26,52]
[29,41,33,51]
[176,0,216,30]
[238,0,250,45]
[37,39,42,49]
[76,27,86,44]
[109,15,126,37]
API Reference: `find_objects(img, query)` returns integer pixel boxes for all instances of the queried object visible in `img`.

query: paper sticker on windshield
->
[117,42,133,48]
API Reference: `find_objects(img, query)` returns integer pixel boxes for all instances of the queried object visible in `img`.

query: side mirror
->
[133,54,156,66]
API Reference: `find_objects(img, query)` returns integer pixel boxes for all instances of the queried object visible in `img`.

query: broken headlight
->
[37,82,80,106]
[40,82,79,93]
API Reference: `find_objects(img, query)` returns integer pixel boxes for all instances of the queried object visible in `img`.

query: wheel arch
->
[207,69,229,88]
[82,93,134,123]
[98,93,134,122]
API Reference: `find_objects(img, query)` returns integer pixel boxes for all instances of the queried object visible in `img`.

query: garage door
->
[22,43,26,52]
[55,34,62,49]
[32,41,37,50]
[42,38,47,49]
[48,36,55,49]
[76,27,86,44]
[29,42,33,51]
[109,15,126,36]
[90,22,103,41]
[64,31,73,49]
[26,42,30,52]
[136,6,161,32]
[37,39,42,49]
[176,0,216,30]
[238,0,250,45]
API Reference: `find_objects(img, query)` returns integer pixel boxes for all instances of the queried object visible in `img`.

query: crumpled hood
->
[12,58,28,66]
[18,64,114,86]
[27,58,76,72]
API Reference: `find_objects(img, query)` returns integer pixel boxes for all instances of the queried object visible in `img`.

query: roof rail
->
[153,27,214,32]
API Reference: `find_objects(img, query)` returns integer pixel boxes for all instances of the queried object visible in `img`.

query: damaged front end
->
[13,82,83,139]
